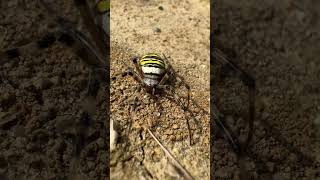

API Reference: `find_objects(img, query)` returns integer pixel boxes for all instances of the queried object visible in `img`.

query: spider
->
[0,0,109,157]
[119,53,195,145]
[110,52,198,179]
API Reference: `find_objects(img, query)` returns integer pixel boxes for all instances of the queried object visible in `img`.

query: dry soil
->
[110,0,210,179]
[0,1,108,179]
[213,0,320,179]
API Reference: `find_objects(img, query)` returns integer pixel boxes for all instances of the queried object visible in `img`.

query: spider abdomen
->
[139,53,166,86]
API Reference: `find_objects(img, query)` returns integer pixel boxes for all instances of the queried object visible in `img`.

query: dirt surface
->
[110,0,210,179]
[2,0,319,180]
[0,1,108,180]
[213,0,320,179]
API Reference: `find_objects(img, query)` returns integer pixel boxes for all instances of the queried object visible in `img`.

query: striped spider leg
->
[161,54,191,109]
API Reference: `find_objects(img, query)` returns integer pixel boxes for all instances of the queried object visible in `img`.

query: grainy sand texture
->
[110,0,210,179]
[213,0,320,179]
[0,1,108,179]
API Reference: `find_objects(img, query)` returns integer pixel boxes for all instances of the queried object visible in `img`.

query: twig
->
[147,128,194,180]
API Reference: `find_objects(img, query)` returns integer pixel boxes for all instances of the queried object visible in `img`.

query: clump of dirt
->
[213,0,320,179]
[0,1,108,179]
[110,0,210,179]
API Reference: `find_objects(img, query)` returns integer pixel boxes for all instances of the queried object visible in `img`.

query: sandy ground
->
[2,0,319,180]
[110,0,210,179]
[0,1,108,179]
[213,0,320,179]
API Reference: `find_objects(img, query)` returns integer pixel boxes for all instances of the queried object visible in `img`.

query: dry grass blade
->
[147,128,194,180]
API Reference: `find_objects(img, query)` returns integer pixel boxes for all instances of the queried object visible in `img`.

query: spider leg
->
[173,74,190,109]
[158,73,169,85]
[3,1,107,73]
[157,84,192,146]
[162,54,191,109]
[212,105,242,153]
[131,56,144,78]
[122,67,144,85]
[213,48,256,151]
[39,0,109,55]
[71,0,107,55]
[1,29,105,74]
[86,69,101,97]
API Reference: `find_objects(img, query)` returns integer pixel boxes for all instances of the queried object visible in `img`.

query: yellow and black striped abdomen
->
[139,54,166,70]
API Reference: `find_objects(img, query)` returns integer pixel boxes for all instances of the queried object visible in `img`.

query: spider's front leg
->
[162,54,191,109]
[122,67,144,85]
[157,84,192,145]
[120,56,146,86]
[172,71,191,109]
[111,56,143,81]
[157,84,188,112]
[131,56,144,78]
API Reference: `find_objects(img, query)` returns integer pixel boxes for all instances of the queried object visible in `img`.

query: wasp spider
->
[119,53,195,144]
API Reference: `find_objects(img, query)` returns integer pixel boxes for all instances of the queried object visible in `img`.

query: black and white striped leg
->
[131,56,144,78]
[157,85,188,111]
[157,84,192,145]
[174,74,190,109]
[122,67,144,85]
[71,0,107,55]
[158,73,169,85]
[162,54,191,109]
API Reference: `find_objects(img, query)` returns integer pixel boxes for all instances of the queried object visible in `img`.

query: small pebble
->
[153,27,161,33]
[154,112,161,117]
[33,78,53,90]
[50,76,61,86]
[172,124,179,129]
